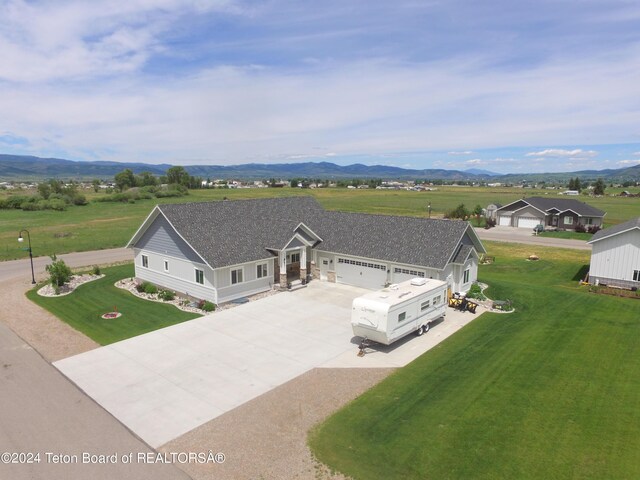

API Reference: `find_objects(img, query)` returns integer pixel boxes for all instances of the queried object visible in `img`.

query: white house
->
[588,217,640,289]
[126,197,486,304]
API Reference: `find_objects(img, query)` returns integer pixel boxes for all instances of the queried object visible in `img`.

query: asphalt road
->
[0,247,192,480]
[474,226,591,250]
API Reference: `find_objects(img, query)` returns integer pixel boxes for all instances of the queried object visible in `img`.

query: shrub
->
[466,282,486,301]
[198,300,216,312]
[91,265,101,275]
[485,218,496,228]
[158,289,175,301]
[45,254,72,287]
[587,225,601,234]
[143,282,158,294]
[574,223,586,233]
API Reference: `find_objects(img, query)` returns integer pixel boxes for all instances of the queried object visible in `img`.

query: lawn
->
[538,230,594,240]
[26,263,200,345]
[2,186,638,261]
[309,241,640,480]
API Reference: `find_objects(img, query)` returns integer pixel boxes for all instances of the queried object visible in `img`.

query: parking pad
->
[54,282,482,447]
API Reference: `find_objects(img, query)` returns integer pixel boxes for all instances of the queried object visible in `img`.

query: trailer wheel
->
[416,325,425,336]
[423,322,430,333]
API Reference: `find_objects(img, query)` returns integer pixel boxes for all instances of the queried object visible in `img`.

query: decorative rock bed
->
[37,274,105,297]
[101,312,122,320]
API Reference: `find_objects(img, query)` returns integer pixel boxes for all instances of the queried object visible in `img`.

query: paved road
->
[474,226,591,250]
[0,247,191,480]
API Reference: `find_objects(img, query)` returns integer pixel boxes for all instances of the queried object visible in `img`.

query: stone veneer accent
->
[279,273,288,289]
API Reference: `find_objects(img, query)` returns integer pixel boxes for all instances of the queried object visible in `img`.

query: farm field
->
[26,263,199,345]
[2,186,638,261]
[309,242,640,480]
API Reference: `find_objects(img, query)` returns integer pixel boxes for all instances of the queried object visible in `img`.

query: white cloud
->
[525,149,598,158]
[617,159,640,165]
[465,159,485,165]
[448,150,473,155]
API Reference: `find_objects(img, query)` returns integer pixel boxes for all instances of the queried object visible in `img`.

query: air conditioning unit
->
[410,278,427,286]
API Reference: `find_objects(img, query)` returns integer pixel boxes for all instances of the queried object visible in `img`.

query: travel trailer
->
[351,278,448,345]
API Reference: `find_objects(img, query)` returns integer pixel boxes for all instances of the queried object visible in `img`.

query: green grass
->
[538,230,594,240]
[2,186,638,261]
[26,263,200,345]
[309,242,640,480]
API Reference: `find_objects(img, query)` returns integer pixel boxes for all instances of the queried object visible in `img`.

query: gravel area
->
[162,367,395,480]
[37,273,104,297]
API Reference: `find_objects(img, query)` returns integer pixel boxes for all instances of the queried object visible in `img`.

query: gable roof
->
[128,196,486,270]
[588,217,640,244]
[497,197,605,217]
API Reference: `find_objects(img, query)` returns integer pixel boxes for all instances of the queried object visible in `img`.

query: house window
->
[420,300,430,311]
[231,268,243,285]
[164,260,169,272]
[584,217,593,225]
[257,263,268,279]
[463,269,470,284]
[289,252,300,263]
[195,269,204,285]
[141,255,148,268]
[563,216,573,225]
[398,312,407,322]
[633,270,640,282]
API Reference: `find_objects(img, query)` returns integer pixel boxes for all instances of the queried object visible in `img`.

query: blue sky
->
[1,0,640,173]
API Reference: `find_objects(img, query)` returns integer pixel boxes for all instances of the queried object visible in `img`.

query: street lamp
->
[18,229,36,284]
[427,202,432,218]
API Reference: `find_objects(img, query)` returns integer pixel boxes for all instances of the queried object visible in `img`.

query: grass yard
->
[309,241,640,480]
[2,186,638,261]
[538,230,594,240]
[26,263,200,345]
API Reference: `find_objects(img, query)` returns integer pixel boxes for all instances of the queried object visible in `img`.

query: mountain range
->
[0,153,639,183]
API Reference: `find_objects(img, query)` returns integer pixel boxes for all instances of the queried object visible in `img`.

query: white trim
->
[282,232,315,249]
[126,206,161,248]
[511,204,547,216]
[195,267,204,285]
[141,254,149,268]
[294,221,323,242]
[588,226,640,244]
[256,262,269,279]
[230,266,244,285]
[163,259,170,272]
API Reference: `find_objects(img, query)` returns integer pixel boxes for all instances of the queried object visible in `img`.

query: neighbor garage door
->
[498,215,511,226]
[516,216,541,229]
[336,257,387,289]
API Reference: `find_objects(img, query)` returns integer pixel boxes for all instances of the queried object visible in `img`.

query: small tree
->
[45,254,72,287]
[593,179,606,196]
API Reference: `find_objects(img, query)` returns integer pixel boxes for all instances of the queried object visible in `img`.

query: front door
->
[319,257,330,281]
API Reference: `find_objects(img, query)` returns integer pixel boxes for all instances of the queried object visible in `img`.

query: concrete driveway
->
[54,281,482,448]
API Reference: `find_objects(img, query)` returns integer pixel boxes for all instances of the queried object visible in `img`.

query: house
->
[495,197,605,230]
[587,217,640,289]
[126,197,486,304]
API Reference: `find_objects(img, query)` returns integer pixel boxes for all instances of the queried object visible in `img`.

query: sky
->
[1,0,640,173]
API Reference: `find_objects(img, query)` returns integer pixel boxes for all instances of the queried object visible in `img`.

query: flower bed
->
[37,274,104,297]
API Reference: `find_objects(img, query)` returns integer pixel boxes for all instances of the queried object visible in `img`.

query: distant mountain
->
[464,168,499,176]
[0,153,638,182]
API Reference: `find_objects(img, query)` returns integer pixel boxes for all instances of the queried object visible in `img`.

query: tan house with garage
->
[126,197,486,304]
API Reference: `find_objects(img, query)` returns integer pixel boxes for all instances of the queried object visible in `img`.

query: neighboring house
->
[126,197,486,304]
[485,203,502,220]
[587,217,640,289]
[495,197,605,230]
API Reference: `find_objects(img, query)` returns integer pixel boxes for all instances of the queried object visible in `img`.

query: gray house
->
[126,197,486,304]
[495,197,605,229]
[588,217,640,289]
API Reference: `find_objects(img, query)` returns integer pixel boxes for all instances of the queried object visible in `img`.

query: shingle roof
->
[588,217,640,243]
[523,197,605,217]
[148,196,481,270]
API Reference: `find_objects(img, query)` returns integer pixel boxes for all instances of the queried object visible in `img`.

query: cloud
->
[617,159,640,165]
[448,151,473,155]
[525,149,597,158]
[465,159,485,165]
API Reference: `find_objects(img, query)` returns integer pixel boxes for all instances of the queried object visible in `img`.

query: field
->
[2,186,638,261]
[26,264,200,345]
[309,242,640,479]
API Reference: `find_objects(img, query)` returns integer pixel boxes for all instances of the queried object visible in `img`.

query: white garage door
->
[392,267,426,284]
[499,215,511,226]
[517,216,541,229]
[336,257,387,289]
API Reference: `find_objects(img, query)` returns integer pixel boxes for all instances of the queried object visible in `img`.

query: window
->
[420,300,430,311]
[289,253,300,263]
[141,255,148,268]
[433,295,441,305]
[394,267,425,277]
[164,260,169,272]
[195,269,204,285]
[584,217,593,225]
[463,269,470,284]
[398,312,407,322]
[231,268,243,284]
[338,258,386,270]
[257,263,268,279]
[563,216,573,225]
[634,270,640,282]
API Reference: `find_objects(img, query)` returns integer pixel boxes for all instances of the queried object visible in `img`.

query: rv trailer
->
[351,278,448,345]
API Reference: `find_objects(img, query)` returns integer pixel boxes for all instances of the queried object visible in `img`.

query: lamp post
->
[18,229,36,284]
[427,202,432,218]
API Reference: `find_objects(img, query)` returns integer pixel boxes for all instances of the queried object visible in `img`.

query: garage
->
[392,266,426,284]
[499,215,512,226]
[516,216,541,229]
[336,257,387,289]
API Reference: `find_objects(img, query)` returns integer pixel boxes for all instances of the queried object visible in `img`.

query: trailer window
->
[398,312,407,322]
[433,295,441,305]
[420,300,430,311]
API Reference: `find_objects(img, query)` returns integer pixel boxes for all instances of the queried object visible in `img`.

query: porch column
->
[279,251,288,287]
[299,247,307,281]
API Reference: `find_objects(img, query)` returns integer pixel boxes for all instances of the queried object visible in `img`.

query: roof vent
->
[411,278,427,286]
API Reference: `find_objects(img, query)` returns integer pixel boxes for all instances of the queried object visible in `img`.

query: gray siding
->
[134,214,204,264]
[214,258,275,303]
